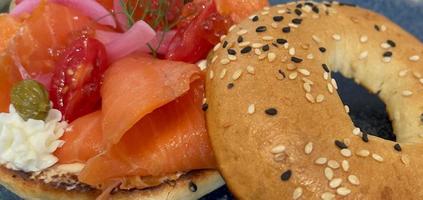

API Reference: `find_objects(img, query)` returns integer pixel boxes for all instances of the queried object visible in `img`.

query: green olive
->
[10,80,50,121]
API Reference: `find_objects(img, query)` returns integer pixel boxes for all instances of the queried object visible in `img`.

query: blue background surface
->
[1,0,423,199]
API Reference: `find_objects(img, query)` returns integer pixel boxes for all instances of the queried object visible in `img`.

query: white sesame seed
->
[209,70,214,80]
[232,69,243,80]
[360,35,368,43]
[228,54,237,61]
[287,64,297,71]
[263,6,270,10]
[414,71,422,78]
[331,79,338,89]
[315,157,328,165]
[302,78,314,85]
[220,35,226,41]
[252,43,263,48]
[211,55,218,64]
[402,90,413,97]
[383,56,392,63]
[307,53,314,60]
[324,167,334,180]
[312,14,319,19]
[328,160,340,169]
[332,34,341,41]
[344,105,350,113]
[247,104,256,115]
[289,72,298,80]
[321,192,335,200]
[305,142,313,155]
[419,78,423,85]
[323,72,329,80]
[289,23,299,28]
[219,68,227,79]
[348,175,360,185]
[246,65,255,74]
[341,160,349,172]
[298,69,311,76]
[239,41,251,47]
[271,22,278,29]
[327,83,334,94]
[329,178,342,188]
[261,11,269,15]
[306,93,315,103]
[372,153,384,162]
[352,127,361,136]
[336,187,351,196]
[228,25,236,32]
[316,94,325,103]
[381,42,391,49]
[303,83,312,93]
[302,5,312,13]
[237,29,248,36]
[340,149,352,157]
[284,42,289,49]
[213,43,221,51]
[268,53,276,62]
[409,55,420,61]
[381,25,387,32]
[274,153,286,162]
[401,154,410,166]
[248,15,256,20]
[293,187,303,200]
[289,47,296,56]
[357,149,370,157]
[399,69,409,77]
[359,51,368,60]
[301,44,310,50]
[220,58,230,65]
[276,4,284,7]
[254,48,261,56]
[277,9,286,14]
[312,35,322,44]
[262,36,274,41]
[271,145,286,154]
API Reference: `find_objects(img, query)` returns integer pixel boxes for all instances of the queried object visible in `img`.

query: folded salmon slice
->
[79,80,215,186]
[56,55,215,186]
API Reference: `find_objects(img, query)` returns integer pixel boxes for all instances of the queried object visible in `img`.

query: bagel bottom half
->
[0,166,224,200]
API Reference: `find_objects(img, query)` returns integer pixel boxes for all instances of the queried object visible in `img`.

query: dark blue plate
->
[1,1,423,199]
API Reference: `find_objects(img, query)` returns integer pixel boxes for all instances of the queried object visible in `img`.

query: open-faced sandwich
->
[0,0,268,199]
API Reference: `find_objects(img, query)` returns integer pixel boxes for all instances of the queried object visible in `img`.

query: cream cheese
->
[0,105,67,172]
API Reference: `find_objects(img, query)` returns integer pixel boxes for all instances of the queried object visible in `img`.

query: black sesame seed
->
[222,41,228,48]
[282,27,291,33]
[262,44,270,52]
[281,170,292,181]
[362,132,369,143]
[335,140,348,149]
[202,103,208,111]
[312,6,319,13]
[278,69,286,78]
[273,16,284,22]
[294,9,302,16]
[340,2,357,7]
[305,2,314,6]
[296,3,303,8]
[322,64,330,72]
[374,25,380,31]
[387,40,396,47]
[420,113,423,123]
[188,181,197,192]
[252,15,259,22]
[319,47,327,53]
[237,36,243,43]
[265,108,278,116]
[292,18,303,25]
[291,57,303,63]
[240,46,252,54]
[227,83,234,89]
[383,51,393,57]
[276,38,287,44]
[228,49,237,55]
[394,144,402,152]
[272,43,279,48]
[324,3,331,7]
[256,26,267,33]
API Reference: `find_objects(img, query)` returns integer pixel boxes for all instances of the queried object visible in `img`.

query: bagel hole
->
[332,72,396,141]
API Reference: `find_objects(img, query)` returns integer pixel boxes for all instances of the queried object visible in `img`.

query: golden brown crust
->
[206,1,423,199]
[0,166,224,200]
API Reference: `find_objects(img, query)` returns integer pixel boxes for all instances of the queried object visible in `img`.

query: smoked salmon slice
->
[215,0,269,23]
[100,55,202,148]
[54,111,104,164]
[79,80,215,186]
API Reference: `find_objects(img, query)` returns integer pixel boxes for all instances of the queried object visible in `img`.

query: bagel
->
[206,1,423,199]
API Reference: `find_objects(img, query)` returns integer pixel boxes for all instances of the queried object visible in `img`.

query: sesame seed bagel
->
[205,1,423,199]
